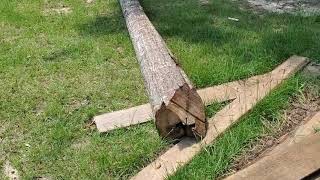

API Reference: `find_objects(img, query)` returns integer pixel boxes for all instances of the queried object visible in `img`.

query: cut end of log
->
[155,84,207,139]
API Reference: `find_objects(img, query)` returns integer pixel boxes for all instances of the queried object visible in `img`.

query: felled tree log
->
[119,0,206,139]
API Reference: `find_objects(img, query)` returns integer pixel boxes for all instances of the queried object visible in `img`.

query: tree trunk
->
[119,0,206,139]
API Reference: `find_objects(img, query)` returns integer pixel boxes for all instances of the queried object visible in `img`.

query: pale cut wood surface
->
[119,0,205,138]
[131,56,309,180]
[94,56,308,133]
[94,104,152,132]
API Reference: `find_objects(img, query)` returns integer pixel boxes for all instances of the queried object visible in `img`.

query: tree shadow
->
[43,48,74,62]
[142,1,233,46]
[260,20,320,61]
[140,0,236,46]
[78,0,234,46]
[77,0,320,87]
[78,15,127,36]
[78,0,127,36]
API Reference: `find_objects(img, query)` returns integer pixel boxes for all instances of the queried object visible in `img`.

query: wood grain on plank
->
[271,111,320,154]
[94,104,152,132]
[131,56,309,180]
[225,133,320,180]
[94,83,238,133]
[95,56,308,134]
[225,111,320,180]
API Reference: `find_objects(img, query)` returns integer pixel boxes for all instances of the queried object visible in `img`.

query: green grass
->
[0,0,319,179]
[170,76,314,180]
[141,0,320,87]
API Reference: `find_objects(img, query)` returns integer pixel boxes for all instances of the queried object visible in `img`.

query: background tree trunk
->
[119,0,206,138]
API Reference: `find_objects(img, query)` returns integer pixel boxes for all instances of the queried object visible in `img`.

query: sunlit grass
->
[0,0,319,179]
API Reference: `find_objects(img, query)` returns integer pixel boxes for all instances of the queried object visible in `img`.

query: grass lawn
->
[0,0,319,179]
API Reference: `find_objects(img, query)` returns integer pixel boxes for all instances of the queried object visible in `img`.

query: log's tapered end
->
[155,107,186,139]
[155,85,207,139]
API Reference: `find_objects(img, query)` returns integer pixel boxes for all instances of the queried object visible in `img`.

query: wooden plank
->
[94,104,152,132]
[225,133,320,180]
[131,56,309,180]
[94,56,308,133]
[271,111,320,154]
[94,83,238,133]
[225,111,320,180]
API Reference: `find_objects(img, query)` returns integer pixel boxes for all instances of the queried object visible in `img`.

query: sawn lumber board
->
[94,56,308,134]
[131,56,309,180]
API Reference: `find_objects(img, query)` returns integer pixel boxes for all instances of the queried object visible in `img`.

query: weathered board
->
[94,81,239,132]
[272,111,320,154]
[94,56,308,134]
[225,111,320,180]
[131,56,309,180]
[225,135,320,179]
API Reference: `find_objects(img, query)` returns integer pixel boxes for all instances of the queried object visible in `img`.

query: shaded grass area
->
[0,0,319,179]
[141,0,320,87]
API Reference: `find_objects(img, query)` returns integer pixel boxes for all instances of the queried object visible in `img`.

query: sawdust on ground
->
[43,3,72,15]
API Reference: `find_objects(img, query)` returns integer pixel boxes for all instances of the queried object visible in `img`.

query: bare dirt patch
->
[71,138,91,149]
[85,0,94,4]
[225,87,320,176]
[43,3,72,15]
[303,62,320,78]
[3,161,19,180]
[33,177,52,180]
[247,0,320,15]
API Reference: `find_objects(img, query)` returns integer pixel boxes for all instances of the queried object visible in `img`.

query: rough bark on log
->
[119,0,206,138]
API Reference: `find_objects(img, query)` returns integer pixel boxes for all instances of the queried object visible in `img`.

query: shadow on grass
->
[77,0,320,85]
[43,49,74,62]
[78,0,319,60]
[77,0,127,36]
[77,0,234,46]
[261,25,318,61]
[78,15,127,36]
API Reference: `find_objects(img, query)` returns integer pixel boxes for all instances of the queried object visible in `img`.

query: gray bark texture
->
[119,0,206,138]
